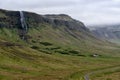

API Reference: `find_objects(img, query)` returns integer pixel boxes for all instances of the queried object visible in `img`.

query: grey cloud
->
[1,0,76,9]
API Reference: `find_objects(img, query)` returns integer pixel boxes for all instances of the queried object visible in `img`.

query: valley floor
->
[0,44,120,80]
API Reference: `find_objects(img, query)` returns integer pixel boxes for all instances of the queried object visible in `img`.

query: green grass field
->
[0,43,119,80]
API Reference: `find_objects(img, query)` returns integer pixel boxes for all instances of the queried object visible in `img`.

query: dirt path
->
[84,72,93,80]
[84,73,89,80]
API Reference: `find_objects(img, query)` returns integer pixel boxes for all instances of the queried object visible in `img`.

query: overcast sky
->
[0,0,120,26]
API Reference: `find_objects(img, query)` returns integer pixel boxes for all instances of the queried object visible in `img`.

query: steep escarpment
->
[0,9,87,30]
[0,9,90,41]
[0,9,91,43]
[24,12,89,32]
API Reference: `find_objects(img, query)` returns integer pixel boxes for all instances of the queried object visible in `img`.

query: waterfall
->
[19,11,28,40]
[20,11,28,32]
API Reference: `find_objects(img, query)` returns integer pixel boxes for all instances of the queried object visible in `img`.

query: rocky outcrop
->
[24,12,89,32]
[0,9,21,28]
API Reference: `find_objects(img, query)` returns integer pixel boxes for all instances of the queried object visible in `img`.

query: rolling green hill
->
[0,9,119,80]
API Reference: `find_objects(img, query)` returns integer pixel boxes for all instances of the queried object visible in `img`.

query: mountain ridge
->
[0,9,90,39]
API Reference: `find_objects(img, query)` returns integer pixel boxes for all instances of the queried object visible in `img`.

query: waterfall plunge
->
[20,11,28,32]
[19,11,28,40]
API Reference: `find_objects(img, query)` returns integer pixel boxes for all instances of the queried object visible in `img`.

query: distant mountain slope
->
[90,24,120,43]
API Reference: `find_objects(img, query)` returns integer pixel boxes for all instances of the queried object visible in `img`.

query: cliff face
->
[0,9,88,31]
[24,12,89,32]
[0,9,92,41]
[0,9,21,28]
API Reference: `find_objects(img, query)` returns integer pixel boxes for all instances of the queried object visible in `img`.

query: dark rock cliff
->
[24,12,89,32]
[0,9,89,32]
[0,9,21,28]
[0,9,92,41]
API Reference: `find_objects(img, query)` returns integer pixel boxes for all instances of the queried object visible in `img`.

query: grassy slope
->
[0,26,119,80]
[109,39,120,44]
[27,24,120,57]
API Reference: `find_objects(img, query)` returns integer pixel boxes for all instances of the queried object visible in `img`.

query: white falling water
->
[20,11,28,32]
